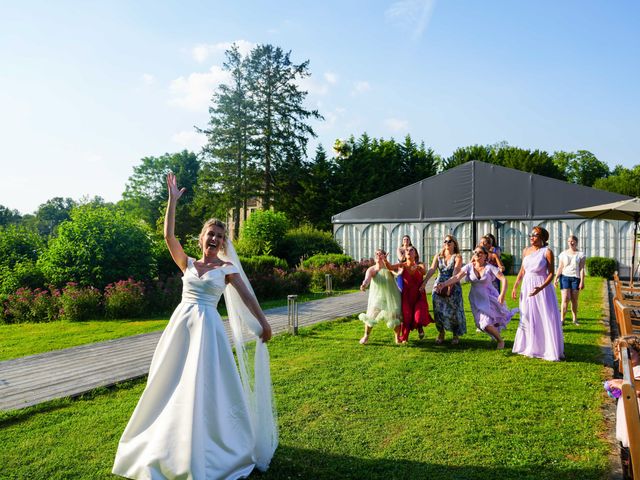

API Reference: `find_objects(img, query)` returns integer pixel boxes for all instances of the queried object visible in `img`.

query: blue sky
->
[1,0,638,214]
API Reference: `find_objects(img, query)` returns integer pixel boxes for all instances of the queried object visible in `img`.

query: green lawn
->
[0,277,610,479]
[0,291,349,361]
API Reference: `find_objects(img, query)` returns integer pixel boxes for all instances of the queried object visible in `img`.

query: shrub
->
[38,204,154,289]
[104,279,146,319]
[0,260,46,294]
[238,210,290,256]
[500,252,514,275]
[586,257,616,279]
[59,283,102,321]
[248,268,312,300]
[302,254,354,269]
[303,259,372,292]
[146,275,183,314]
[276,225,343,266]
[239,255,289,276]
[2,287,60,324]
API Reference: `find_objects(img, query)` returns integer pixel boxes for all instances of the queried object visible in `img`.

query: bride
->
[112,172,278,479]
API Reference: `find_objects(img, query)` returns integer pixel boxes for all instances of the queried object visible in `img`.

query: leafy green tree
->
[246,44,323,209]
[236,209,290,257]
[553,150,609,186]
[299,145,337,230]
[32,197,76,236]
[442,144,492,170]
[121,151,200,238]
[198,44,261,239]
[0,224,46,294]
[38,204,154,288]
[0,205,21,226]
[594,165,640,196]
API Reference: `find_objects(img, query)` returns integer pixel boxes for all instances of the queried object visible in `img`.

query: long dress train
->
[512,247,564,361]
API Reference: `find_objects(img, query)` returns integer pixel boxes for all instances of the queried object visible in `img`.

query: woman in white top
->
[554,235,586,326]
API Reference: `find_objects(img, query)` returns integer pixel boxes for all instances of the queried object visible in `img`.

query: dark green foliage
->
[248,269,311,300]
[0,260,46,294]
[500,252,514,275]
[552,150,609,187]
[38,204,154,289]
[237,210,290,256]
[298,145,336,229]
[0,205,21,226]
[1,288,60,324]
[0,224,44,268]
[32,197,76,236]
[302,253,354,269]
[331,134,439,216]
[238,255,288,275]
[104,279,146,319]
[593,164,640,196]
[59,283,102,321]
[585,257,616,279]
[121,151,200,238]
[145,276,183,314]
[303,259,372,292]
[443,142,566,180]
[276,225,342,266]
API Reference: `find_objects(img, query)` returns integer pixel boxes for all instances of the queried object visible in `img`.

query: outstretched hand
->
[166,172,186,201]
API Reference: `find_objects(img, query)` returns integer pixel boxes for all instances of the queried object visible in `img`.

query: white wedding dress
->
[113,256,277,479]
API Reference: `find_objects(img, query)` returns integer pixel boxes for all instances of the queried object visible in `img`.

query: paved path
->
[0,291,369,412]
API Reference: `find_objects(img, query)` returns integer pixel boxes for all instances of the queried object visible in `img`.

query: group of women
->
[359,228,586,362]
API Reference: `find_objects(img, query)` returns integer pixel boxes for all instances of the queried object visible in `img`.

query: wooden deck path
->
[0,291,369,412]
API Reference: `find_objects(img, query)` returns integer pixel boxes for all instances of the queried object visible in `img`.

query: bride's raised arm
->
[164,172,188,272]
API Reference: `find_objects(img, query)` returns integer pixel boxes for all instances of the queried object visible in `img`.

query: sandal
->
[496,340,505,350]
[418,328,425,340]
[451,337,459,345]
[359,335,369,345]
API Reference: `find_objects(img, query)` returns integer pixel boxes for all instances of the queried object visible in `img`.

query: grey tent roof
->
[332,161,632,224]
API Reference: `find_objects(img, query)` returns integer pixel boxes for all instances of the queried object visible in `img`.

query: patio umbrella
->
[568,197,640,285]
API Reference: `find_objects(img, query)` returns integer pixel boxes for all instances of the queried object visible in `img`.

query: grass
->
[0,291,352,361]
[0,277,610,479]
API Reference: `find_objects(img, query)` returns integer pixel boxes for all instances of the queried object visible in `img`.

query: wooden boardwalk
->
[0,291,368,412]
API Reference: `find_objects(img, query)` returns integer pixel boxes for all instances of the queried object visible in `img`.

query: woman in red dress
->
[387,246,432,343]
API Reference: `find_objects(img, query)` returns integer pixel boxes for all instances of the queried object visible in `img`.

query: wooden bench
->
[617,342,640,479]
[614,299,640,337]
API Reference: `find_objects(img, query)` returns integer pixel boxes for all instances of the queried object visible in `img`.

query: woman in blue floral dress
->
[421,235,466,344]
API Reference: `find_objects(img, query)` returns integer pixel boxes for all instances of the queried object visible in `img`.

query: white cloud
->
[297,76,329,96]
[192,40,254,63]
[384,117,409,132]
[169,65,230,111]
[142,73,155,85]
[385,0,437,39]
[171,130,208,151]
[324,72,338,85]
[352,81,371,95]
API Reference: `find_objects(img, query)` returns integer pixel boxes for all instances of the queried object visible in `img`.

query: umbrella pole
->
[632,220,638,288]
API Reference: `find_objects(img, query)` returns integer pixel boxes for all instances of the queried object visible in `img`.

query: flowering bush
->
[104,278,146,319]
[248,268,311,300]
[2,287,60,324]
[303,259,373,292]
[59,283,102,321]
[145,275,183,314]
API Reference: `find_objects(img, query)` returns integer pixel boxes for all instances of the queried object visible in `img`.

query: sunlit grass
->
[0,278,609,479]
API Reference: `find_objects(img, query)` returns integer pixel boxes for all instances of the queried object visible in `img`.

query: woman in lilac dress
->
[436,245,517,350]
[511,226,564,361]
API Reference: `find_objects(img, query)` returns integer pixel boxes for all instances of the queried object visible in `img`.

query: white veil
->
[220,239,278,471]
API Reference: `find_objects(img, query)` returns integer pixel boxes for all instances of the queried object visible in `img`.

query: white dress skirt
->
[113,260,266,479]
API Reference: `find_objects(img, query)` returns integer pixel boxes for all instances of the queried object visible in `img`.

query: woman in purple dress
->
[435,245,517,350]
[511,226,564,361]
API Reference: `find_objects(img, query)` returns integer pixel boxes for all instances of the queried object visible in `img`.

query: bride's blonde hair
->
[198,218,227,251]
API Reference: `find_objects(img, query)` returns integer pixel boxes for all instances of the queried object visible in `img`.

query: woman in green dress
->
[359,249,403,344]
